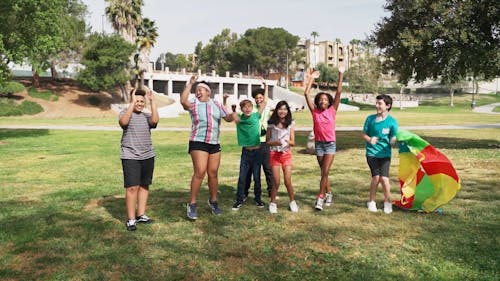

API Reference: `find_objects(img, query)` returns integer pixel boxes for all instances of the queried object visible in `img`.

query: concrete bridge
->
[141,69,358,117]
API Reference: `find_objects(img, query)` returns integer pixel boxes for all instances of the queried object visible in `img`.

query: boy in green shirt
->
[232,99,267,210]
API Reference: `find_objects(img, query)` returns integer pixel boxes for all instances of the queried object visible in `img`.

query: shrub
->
[87,95,101,106]
[0,81,25,96]
[28,87,58,101]
[19,100,44,115]
[0,98,43,116]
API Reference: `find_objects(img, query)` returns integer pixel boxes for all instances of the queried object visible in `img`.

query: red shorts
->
[269,150,292,167]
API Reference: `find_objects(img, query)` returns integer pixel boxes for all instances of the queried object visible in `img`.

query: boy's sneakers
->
[289,200,299,213]
[232,201,243,211]
[269,202,278,214]
[383,201,393,214]
[126,219,137,231]
[136,214,154,224]
[367,201,378,212]
[325,192,333,207]
[255,199,265,208]
[187,203,198,220]
[207,200,222,215]
[315,197,324,211]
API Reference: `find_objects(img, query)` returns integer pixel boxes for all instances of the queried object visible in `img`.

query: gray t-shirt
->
[120,110,156,160]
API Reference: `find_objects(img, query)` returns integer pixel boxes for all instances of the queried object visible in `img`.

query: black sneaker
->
[207,200,222,215]
[126,219,137,231]
[136,214,154,224]
[255,199,265,208]
[232,201,243,211]
[187,203,198,220]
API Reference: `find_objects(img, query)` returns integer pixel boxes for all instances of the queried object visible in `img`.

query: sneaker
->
[325,192,333,207]
[315,197,324,211]
[187,203,198,220]
[126,219,137,231]
[255,199,265,208]
[289,200,299,212]
[367,201,378,212]
[383,202,393,214]
[232,201,243,211]
[136,214,154,224]
[269,202,278,214]
[207,200,222,215]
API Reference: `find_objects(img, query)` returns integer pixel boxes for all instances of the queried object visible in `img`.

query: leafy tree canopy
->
[76,34,135,92]
[373,0,500,84]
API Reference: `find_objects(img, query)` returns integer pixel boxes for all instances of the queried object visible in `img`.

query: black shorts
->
[366,156,391,177]
[188,141,221,154]
[122,157,154,188]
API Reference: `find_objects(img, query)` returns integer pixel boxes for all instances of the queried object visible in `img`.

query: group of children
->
[119,67,398,230]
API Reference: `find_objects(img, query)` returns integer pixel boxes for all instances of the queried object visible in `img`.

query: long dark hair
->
[268,100,292,128]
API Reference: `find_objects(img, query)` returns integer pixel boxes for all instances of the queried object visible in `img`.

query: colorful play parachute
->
[394,130,461,212]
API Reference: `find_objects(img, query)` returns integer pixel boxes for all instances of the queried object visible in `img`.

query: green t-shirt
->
[237,112,261,147]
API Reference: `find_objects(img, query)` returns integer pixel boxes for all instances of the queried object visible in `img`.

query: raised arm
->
[147,88,159,127]
[223,93,239,123]
[332,65,345,111]
[304,68,319,113]
[119,89,137,128]
[258,79,268,115]
[180,75,198,110]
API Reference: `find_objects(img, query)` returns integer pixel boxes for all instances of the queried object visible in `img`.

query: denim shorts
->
[315,141,336,156]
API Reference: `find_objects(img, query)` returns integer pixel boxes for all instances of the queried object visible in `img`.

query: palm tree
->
[105,0,143,100]
[136,18,158,88]
[310,31,319,67]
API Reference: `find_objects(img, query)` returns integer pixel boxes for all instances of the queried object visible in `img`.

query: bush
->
[87,95,101,106]
[28,87,58,101]
[0,98,43,116]
[0,81,25,96]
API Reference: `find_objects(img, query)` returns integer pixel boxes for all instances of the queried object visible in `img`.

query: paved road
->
[0,123,499,131]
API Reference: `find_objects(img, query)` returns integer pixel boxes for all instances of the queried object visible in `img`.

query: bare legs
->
[369,175,391,203]
[270,165,294,203]
[126,185,149,220]
[316,154,334,197]
[189,150,221,204]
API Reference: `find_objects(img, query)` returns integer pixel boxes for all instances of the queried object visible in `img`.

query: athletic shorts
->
[188,141,221,154]
[269,150,292,167]
[315,141,336,156]
[122,157,154,188]
[366,156,391,177]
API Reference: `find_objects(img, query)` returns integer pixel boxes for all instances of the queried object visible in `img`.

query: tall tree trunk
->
[32,70,40,88]
[50,63,59,80]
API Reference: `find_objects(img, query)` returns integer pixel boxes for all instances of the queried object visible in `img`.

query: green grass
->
[0,98,44,116]
[0,126,498,280]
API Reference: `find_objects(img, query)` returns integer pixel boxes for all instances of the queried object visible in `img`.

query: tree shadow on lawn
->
[0,129,49,140]
[295,130,500,153]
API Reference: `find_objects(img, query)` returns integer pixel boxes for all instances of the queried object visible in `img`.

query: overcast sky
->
[83,0,389,59]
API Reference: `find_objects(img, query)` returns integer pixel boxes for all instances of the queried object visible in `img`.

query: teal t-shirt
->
[237,112,261,147]
[363,114,398,158]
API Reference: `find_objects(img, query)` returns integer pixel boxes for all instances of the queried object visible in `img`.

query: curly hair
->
[313,92,334,109]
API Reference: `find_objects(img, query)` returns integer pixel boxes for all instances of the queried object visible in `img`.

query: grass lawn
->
[0,125,498,280]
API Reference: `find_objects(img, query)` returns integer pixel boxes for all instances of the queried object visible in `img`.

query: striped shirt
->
[188,98,228,144]
[268,122,294,152]
[119,110,156,160]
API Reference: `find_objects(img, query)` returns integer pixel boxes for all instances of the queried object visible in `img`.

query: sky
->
[83,0,389,60]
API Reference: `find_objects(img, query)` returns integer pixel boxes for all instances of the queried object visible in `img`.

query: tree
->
[373,0,500,107]
[345,42,382,93]
[136,17,158,87]
[0,0,86,87]
[76,34,135,93]
[230,27,301,76]
[197,28,238,75]
[315,63,337,88]
[310,31,319,67]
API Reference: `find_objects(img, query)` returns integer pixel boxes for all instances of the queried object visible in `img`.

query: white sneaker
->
[315,197,324,211]
[325,192,333,206]
[269,202,278,214]
[384,202,393,214]
[289,200,299,212]
[367,201,378,212]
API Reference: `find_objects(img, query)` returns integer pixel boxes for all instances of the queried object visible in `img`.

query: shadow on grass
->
[0,129,49,140]
[295,130,500,152]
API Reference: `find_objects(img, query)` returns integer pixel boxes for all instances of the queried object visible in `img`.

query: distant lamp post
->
[286,51,289,89]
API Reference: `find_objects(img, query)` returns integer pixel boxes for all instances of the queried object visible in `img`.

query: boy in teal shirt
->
[232,99,267,210]
[362,94,398,214]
